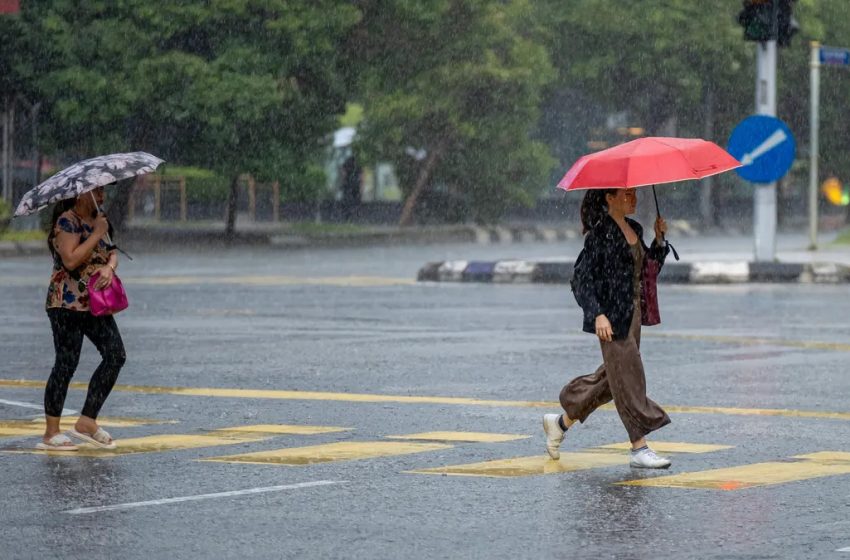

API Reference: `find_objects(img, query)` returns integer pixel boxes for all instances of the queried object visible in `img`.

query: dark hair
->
[580,189,617,234]
[46,199,76,258]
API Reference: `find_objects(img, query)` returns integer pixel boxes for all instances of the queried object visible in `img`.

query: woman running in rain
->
[543,188,672,468]
[39,186,125,451]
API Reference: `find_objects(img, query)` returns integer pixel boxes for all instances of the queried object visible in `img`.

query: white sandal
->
[68,428,117,450]
[36,433,79,451]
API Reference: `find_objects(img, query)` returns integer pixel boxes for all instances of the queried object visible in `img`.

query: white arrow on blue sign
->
[727,115,796,184]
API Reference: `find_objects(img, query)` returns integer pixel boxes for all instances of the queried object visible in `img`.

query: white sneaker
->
[542,414,565,460]
[629,446,671,469]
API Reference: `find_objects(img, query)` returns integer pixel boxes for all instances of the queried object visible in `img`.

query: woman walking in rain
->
[542,188,672,468]
[38,186,125,450]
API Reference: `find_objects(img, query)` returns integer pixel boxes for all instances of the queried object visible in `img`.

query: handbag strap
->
[666,240,680,261]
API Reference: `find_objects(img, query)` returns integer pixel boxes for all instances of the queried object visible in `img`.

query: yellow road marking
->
[0,379,552,408]
[4,424,351,456]
[620,451,850,490]
[8,432,269,457]
[386,431,529,443]
[128,275,415,287]
[202,441,451,466]
[408,452,626,478]
[794,451,850,463]
[409,441,732,478]
[646,332,850,353]
[0,416,171,438]
[3,379,850,421]
[214,424,350,436]
[593,442,734,454]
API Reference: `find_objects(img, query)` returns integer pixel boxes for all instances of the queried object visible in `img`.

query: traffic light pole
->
[808,41,820,251]
[754,39,778,262]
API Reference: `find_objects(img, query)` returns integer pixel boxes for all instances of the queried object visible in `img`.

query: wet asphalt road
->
[1,240,850,560]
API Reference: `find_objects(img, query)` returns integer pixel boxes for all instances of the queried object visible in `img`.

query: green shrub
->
[0,198,11,235]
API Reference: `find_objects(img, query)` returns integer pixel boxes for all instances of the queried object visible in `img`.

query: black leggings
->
[44,308,126,419]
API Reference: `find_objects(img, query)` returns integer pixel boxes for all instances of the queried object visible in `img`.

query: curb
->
[0,240,46,258]
[417,260,850,284]
[1,224,587,257]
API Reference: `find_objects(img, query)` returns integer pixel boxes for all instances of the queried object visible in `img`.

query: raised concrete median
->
[417,259,850,284]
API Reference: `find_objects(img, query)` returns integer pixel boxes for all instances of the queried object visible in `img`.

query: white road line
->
[63,480,344,515]
[837,547,850,552]
[0,398,76,415]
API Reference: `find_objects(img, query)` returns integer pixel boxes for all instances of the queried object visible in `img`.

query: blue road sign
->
[727,115,796,183]
[820,46,850,67]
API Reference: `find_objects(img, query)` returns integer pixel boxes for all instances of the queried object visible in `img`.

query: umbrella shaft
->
[651,185,664,243]
[90,192,113,246]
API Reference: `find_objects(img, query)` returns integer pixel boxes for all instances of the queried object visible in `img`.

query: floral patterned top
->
[46,210,115,312]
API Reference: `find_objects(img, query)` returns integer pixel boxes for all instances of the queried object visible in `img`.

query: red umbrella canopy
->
[557,137,741,192]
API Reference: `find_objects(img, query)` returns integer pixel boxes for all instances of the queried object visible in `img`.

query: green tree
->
[348,0,556,225]
[10,0,360,233]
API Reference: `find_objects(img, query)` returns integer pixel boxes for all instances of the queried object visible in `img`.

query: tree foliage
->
[8,0,359,199]
[5,0,850,227]
[348,0,556,224]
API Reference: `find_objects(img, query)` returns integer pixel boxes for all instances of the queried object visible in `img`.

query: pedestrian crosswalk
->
[3,423,349,457]
[407,441,731,478]
[0,416,172,438]
[619,451,850,491]
[202,441,452,466]
[3,417,850,492]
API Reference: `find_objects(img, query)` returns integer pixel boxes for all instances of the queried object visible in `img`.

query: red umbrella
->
[557,136,741,216]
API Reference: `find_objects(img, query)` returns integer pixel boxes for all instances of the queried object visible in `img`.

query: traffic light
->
[737,0,799,47]
[738,0,774,42]
[776,0,799,47]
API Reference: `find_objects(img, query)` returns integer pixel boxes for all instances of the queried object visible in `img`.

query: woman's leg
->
[44,309,85,442]
[600,309,670,447]
[544,363,613,459]
[75,315,126,434]
[559,363,614,425]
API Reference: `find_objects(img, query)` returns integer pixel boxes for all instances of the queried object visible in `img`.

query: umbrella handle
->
[90,192,113,246]
[651,185,664,242]
[649,185,679,261]
[90,192,133,260]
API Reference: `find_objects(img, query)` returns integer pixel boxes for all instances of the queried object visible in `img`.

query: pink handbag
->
[87,271,129,316]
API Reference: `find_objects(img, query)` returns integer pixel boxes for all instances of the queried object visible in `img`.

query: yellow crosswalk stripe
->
[408,452,627,478]
[408,441,731,478]
[592,442,734,454]
[201,441,452,466]
[386,431,529,443]
[7,433,267,457]
[213,424,350,436]
[0,417,171,438]
[3,424,346,457]
[619,451,850,490]
[4,378,850,421]
[646,332,850,353]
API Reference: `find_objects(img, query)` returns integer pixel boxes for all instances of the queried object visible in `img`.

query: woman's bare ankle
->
[74,416,98,434]
[43,430,61,441]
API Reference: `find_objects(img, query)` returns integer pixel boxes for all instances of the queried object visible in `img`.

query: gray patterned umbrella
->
[14,151,164,216]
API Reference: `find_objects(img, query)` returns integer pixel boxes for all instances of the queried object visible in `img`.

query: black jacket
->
[572,215,669,340]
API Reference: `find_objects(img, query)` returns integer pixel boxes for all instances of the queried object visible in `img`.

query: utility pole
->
[808,41,820,250]
[1,97,13,203]
[753,37,778,261]
[738,0,799,261]
[1,1,21,202]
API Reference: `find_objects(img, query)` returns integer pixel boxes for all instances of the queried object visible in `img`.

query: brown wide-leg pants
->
[559,300,670,443]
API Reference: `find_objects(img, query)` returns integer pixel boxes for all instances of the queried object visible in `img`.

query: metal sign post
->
[809,42,821,250]
[754,39,778,262]
[808,43,850,250]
